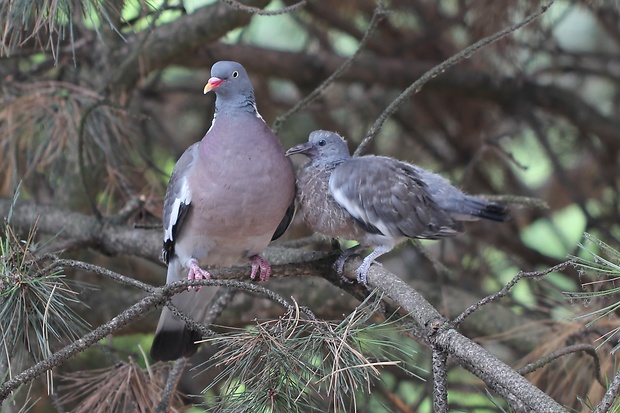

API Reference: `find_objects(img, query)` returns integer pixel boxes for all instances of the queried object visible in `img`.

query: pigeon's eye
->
[232,71,239,78]
[318,139,327,147]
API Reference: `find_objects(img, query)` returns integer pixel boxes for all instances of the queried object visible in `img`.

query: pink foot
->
[249,255,272,282]
[188,259,211,291]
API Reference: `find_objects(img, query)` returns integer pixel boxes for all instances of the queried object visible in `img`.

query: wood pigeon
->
[151,61,296,361]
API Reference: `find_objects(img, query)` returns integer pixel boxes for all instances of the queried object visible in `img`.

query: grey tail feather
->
[466,197,509,222]
[150,326,200,361]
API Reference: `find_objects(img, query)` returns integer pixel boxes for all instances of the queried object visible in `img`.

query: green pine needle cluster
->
[0,221,89,375]
[566,233,620,352]
[198,295,420,413]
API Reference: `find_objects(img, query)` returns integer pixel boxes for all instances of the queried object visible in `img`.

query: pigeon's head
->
[286,130,351,161]
[204,61,254,100]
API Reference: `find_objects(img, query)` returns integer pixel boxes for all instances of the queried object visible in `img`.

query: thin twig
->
[44,258,155,292]
[594,364,620,413]
[155,358,187,413]
[0,274,310,402]
[272,4,388,134]
[0,282,185,401]
[163,279,310,344]
[483,136,530,171]
[164,301,217,340]
[431,347,448,413]
[221,0,306,16]
[204,288,236,325]
[161,276,314,347]
[453,259,574,326]
[517,343,605,387]
[198,279,297,310]
[354,1,555,156]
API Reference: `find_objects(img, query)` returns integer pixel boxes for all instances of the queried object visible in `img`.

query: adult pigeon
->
[151,61,296,361]
[286,130,508,285]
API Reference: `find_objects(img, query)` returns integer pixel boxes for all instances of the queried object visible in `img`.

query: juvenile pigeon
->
[286,130,508,285]
[151,61,296,361]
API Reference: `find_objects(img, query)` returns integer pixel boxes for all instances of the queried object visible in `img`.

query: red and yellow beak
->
[204,77,224,94]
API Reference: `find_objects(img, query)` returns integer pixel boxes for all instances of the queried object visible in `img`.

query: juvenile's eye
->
[232,71,239,78]
[318,139,326,147]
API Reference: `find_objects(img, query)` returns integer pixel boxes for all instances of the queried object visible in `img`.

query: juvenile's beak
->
[285,142,314,157]
[204,77,224,94]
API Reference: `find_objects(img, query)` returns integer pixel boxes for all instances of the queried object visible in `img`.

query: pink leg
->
[249,255,272,282]
[188,259,211,291]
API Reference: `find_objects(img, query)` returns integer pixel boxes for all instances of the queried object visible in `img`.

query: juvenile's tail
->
[461,196,510,222]
[415,168,510,223]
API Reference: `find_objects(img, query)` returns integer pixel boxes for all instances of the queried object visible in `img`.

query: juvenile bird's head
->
[286,130,351,162]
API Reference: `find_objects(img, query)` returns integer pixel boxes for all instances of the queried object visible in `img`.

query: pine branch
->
[341,256,568,412]
[109,0,270,92]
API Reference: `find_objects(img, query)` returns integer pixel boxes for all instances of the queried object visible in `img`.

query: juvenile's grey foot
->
[334,245,363,284]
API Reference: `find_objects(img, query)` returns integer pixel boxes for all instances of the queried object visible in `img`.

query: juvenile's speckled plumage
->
[286,130,508,284]
[151,61,296,361]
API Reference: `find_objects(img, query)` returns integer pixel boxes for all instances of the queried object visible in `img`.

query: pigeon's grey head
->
[204,61,254,103]
[286,130,351,162]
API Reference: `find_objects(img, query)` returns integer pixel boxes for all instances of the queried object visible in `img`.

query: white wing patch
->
[329,179,392,238]
[253,103,264,120]
[164,178,191,242]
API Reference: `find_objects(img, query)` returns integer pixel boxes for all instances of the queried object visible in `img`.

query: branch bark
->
[0,197,549,355]
[349,258,567,412]
[109,0,270,92]
[0,199,161,260]
[0,196,569,409]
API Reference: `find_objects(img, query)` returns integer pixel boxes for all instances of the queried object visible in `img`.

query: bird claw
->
[333,255,348,277]
[250,255,272,282]
[339,274,355,284]
[355,257,383,285]
[333,245,363,284]
[334,258,354,284]
[355,268,369,285]
[188,260,211,291]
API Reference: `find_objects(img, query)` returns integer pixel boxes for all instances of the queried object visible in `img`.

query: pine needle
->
[565,233,620,352]
[196,293,422,412]
[58,358,185,413]
[0,220,89,389]
[0,0,123,60]
[0,81,148,206]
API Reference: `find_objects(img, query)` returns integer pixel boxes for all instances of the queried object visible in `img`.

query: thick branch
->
[0,195,568,409]
[344,258,567,412]
[110,0,270,91]
[0,197,548,355]
[0,199,161,260]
